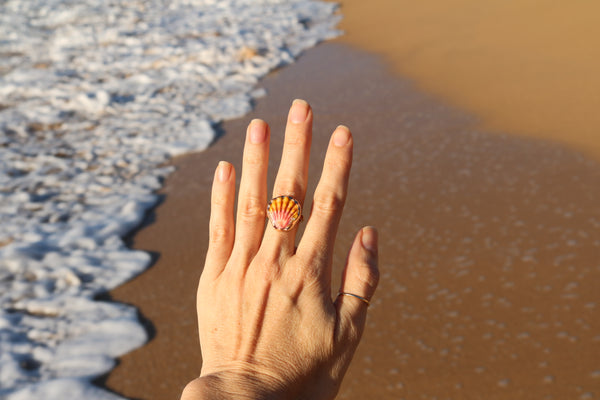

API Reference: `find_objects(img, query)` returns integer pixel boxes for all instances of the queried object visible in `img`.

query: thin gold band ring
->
[337,292,370,306]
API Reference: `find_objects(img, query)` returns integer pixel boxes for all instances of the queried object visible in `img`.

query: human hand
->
[181,100,379,400]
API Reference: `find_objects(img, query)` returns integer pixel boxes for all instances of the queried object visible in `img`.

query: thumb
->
[336,226,380,344]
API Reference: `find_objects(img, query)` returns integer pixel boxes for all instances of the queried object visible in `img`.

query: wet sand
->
[104,3,600,400]
[335,0,600,161]
[104,42,600,399]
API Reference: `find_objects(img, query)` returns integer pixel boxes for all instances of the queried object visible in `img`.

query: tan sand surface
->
[335,0,600,160]
[104,43,600,400]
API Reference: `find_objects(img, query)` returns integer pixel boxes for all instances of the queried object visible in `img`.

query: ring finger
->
[261,99,313,257]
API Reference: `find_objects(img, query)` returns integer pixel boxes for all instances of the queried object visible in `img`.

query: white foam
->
[0,0,340,398]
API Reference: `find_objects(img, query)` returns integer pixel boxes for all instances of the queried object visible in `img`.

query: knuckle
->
[284,256,324,289]
[285,130,308,146]
[244,152,263,166]
[326,155,350,171]
[355,262,380,291]
[252,255,281,282]
[273,177,302,197]
[313,188,344,215]
[212,193,229,207]
[210,223,231,244]
[238,195,266,221]
[260,265,280,283]
[302,265,322,286]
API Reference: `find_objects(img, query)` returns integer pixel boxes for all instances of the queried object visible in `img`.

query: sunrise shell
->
[266,195,302,231]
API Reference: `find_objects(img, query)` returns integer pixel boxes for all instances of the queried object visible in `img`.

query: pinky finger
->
[335,227,380,344]
[203,161,236,279]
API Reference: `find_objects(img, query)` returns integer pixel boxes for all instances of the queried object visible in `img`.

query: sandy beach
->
[105,1,600,399]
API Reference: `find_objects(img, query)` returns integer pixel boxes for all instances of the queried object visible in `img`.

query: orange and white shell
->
[266,196,302,231]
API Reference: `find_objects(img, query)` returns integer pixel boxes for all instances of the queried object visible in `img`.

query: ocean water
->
[0,1,340,398]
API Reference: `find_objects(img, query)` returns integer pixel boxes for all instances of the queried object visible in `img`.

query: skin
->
[181,99,380,400]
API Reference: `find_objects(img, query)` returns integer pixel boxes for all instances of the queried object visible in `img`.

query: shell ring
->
[267,195,303,231]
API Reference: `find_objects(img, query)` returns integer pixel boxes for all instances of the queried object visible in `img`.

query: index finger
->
[296,125,353,277]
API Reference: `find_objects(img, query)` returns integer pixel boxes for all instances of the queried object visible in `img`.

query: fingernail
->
[333,125,350,147]
[249,119,267,144]
[361,227,378,253]
[289,99,309,124]
[217,161,231,182]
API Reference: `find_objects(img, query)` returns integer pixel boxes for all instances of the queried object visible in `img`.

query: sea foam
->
[0,0,340,398]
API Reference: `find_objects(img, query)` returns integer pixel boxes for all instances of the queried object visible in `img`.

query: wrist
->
[180,371,286,400]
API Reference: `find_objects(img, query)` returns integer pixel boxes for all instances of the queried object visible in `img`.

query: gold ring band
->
[267,195,302,231]
[337,292,370,306]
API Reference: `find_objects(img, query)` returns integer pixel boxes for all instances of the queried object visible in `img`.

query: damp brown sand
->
[335,0,600,162]
[103,43,600,399]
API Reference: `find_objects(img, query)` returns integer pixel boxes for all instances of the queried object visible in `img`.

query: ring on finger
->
[337,292,371,307]
[266,195,303,231]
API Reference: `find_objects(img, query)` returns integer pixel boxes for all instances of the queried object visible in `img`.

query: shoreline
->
[0,2,340,398]
[105,41,600,399]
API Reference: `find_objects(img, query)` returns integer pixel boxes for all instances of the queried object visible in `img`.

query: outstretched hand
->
[181,100,379,400]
